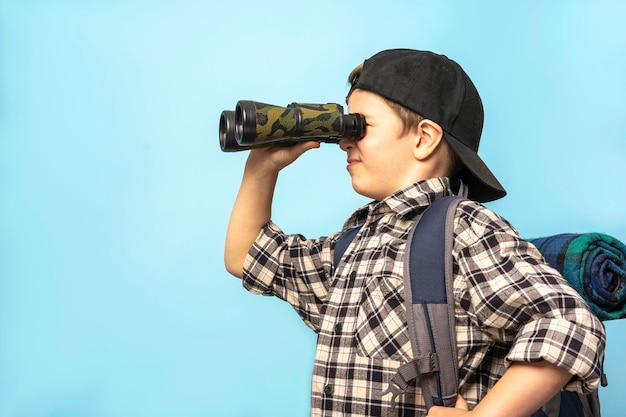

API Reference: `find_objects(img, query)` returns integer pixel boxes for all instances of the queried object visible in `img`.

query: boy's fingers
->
[455,394,468,410]
[297,140,321,151]
[250,140,320,171]
[287,140,321,159]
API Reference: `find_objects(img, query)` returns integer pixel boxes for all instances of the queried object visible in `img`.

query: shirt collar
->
[343,177,456,229]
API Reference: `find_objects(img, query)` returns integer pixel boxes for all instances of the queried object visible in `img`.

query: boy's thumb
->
[455,394,469,410]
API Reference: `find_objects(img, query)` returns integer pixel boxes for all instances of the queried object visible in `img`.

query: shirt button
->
[349,271,357,280]
[324,384,334,396]
[334,323,343,334]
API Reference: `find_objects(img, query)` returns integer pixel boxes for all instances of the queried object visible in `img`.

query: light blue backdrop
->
[1,1,625,416]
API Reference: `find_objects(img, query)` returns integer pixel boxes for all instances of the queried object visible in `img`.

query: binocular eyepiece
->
[219,101,366,152]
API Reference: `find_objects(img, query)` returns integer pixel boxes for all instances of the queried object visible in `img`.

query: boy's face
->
[341,89,421,201]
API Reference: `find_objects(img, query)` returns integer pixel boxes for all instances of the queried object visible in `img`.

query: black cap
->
[349,49,506,203]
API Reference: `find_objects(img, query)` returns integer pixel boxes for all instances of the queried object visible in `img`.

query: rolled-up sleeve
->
[508,316,604,393]
[455,202,606,393]
[242,220,335,332]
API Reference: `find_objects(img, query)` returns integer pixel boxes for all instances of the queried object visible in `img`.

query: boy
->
[224,49,605,417]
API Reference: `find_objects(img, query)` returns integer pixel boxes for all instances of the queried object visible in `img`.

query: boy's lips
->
[346,158,360,169]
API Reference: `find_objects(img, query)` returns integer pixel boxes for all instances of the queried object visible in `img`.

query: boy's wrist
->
[244,149,282,177]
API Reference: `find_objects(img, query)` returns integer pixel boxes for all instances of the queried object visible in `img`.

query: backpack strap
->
[380,195,463,410]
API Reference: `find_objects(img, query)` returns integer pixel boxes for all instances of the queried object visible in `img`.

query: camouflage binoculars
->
[219,100,366,152]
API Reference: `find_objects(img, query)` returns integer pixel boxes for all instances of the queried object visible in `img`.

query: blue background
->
[1,1,625,416]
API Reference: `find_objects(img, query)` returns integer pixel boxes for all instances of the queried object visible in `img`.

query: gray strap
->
[579,391,600,417]
[540,393,561,416]
[415,197,461,409]
[380,196,463,411]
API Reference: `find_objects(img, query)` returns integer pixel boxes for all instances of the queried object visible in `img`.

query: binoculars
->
[219,100,366,152]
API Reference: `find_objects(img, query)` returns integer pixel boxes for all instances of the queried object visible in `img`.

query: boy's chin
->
[352,182,388,201]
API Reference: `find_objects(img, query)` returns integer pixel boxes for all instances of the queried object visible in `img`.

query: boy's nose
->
[339,138,355,152]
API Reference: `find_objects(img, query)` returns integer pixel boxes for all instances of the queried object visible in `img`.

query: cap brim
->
[445,133,506,203]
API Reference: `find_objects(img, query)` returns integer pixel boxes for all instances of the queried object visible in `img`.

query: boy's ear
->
[413,119,444,161]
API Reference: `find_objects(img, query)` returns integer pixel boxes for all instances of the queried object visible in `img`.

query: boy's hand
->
[427,395,470,416]
[246,141,321,174]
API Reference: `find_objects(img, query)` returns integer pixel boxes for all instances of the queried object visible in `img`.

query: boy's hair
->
[348,63,463,177]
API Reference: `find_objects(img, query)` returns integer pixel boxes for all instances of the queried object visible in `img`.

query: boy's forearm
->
[224,160,278,278]
[223,142,320,278]
[469,361,572,417]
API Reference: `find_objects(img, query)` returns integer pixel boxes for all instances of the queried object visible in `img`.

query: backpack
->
[333,195,604,416]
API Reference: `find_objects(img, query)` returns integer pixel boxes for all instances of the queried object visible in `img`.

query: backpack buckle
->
[379,355,440,409]
[379,378,405,410]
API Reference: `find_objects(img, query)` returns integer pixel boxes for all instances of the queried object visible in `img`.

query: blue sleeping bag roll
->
[530,233,626,321]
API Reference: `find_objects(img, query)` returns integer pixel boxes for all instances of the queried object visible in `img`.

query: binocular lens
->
[219,111,238,152]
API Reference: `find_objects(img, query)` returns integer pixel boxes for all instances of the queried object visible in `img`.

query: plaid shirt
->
[242,177,606,417]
